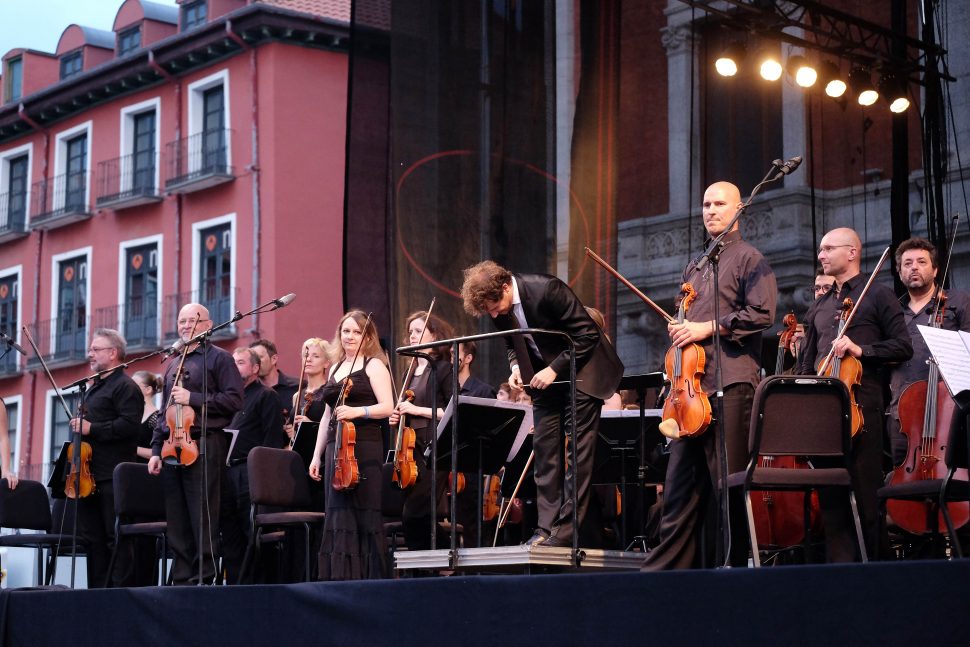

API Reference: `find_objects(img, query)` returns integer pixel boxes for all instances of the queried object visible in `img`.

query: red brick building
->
[0,0,350,480]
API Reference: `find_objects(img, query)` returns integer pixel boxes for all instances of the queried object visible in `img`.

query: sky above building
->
[0,0,179,56]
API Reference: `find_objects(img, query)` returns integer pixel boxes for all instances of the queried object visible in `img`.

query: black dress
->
[318,358,387,580]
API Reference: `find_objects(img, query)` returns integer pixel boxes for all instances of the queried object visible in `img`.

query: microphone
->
[271,293,296,310]
[0,331,27,356]
[161,339,185,362]
[777,155,802,175]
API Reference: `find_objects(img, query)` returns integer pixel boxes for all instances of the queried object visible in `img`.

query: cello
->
[749,313,821,548]
[332,313,372,491]
[584,248,711,439]
[889,289,969,534]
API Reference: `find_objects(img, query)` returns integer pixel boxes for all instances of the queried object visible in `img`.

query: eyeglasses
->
[88,346,111,353]
[177,318,210,326]
[818,244,853,254]
[813,284,833,294]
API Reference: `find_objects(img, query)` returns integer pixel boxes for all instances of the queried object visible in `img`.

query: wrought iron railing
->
[30,172,90,225]
[96,151,160,206]
[24,314,89,366]
[161,286,239,340]
[165,129,233,187]
[0,189,28,237]
[93,298,162,350]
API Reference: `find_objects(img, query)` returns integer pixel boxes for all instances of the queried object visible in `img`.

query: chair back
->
[945,395,970,471]
[750,376,851,459]
[381,462,406,520]
[113,462,166,519]
[247,447,312,508]
[0,479,54,532]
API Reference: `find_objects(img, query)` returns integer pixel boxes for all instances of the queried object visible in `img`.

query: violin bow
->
[929,214,960,325]
[585,247,676,324]
[817,246,891,375]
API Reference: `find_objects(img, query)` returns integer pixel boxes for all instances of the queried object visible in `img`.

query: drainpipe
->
[150,50,183,318]
[227,21,262,338]
[18,103,47,473]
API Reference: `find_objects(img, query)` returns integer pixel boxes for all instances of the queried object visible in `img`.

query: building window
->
[4,57,22,103]
[118,27,141,56]
[4,399,18,476]
[0,272,18,373]
[3,154,28,230]
[49,392,80,467]
[60,51,83,80]
[132,111,156,192]
[198,222,232,324]
[56,255,87,357]
[65,133,87,212]
[201,86,226,173]
[182,1,208,32]
[124,243,158,347]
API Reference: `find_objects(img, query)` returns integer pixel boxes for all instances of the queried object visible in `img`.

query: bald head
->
[177,302,212,342]
[702,181,743,236]
[818,227,862,282]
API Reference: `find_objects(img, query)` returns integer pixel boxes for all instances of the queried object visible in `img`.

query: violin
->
[392,389,419,490]
[331,377,361,491]
[483,472,502,522]
[65,411,95,499]
[818,297,864,436]
[446,471,466,496]
[162,369,200,466]
[659,282,712,439]
[889,289,969,533]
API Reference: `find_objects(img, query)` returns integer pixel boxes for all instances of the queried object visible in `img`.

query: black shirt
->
[796,274,913,383]
[81,369,143,482]
[151,344,245,456]
[683,229,777,391]
[890,289,970,401]
[460,375,497,399]
[271,369,300,422]
[228,379,287,462]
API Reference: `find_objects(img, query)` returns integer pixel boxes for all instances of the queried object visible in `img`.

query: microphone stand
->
[692,162,788,568]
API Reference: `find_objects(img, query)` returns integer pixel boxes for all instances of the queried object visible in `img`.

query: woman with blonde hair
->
[309,311,393,579]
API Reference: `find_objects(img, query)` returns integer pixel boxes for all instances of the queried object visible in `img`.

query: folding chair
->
[0,479,87,586]
[105,462,168,586]
[727,375,867,567]
[238,447,325,583]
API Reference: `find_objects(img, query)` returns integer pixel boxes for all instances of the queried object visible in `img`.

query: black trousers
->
[77,479,126,587]
[642,384,753,570]
[532,386,603,541]
[162,431,225,585]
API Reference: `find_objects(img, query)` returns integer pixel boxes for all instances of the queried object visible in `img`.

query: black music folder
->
[432,396,533,475]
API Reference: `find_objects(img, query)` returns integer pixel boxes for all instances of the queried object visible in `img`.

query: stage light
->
[760,54,783,81]
[819,61,847,98]
[715,43,746,77]
[848,67,878,106]
[787,55,817,87]
[878,72,910,113]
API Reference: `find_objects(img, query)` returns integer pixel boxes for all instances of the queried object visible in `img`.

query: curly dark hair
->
[895,237,937,270]
[461,260,512,316]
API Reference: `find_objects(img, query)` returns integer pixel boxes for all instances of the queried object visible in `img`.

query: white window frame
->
[118,234,163,342]
[52,120,93,212]
[42,386,80,481]
[191,213,235,323]
[186,68,231,175]
[0,143,33,225]
[118,97,161,195]
[49,246,92,352]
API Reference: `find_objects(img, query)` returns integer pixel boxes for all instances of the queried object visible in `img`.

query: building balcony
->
[161,287,239,342]
[30,173,93,230]
[0,192,29,244]
[93,300,162,352]
[24,315,90,369]
[0,335,23,377]
[164,129,235,194]
[95,153,164,210]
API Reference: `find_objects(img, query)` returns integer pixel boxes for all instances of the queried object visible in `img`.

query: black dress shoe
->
[523,530,550,546]
[541,534,572,548]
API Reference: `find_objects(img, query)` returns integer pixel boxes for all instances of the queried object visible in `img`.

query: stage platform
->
[2,559,969,645]
[395,544,645,573]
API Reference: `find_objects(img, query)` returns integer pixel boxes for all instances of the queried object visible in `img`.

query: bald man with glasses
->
[796,227,912,562]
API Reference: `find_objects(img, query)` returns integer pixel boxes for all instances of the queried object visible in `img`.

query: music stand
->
[616,372,664,549]
[47,442,71,499]
[433,396,533,548]
[593,408,663,548]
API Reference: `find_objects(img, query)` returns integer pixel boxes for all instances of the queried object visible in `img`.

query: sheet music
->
[223,428,240,467]
[916,325,970,397]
